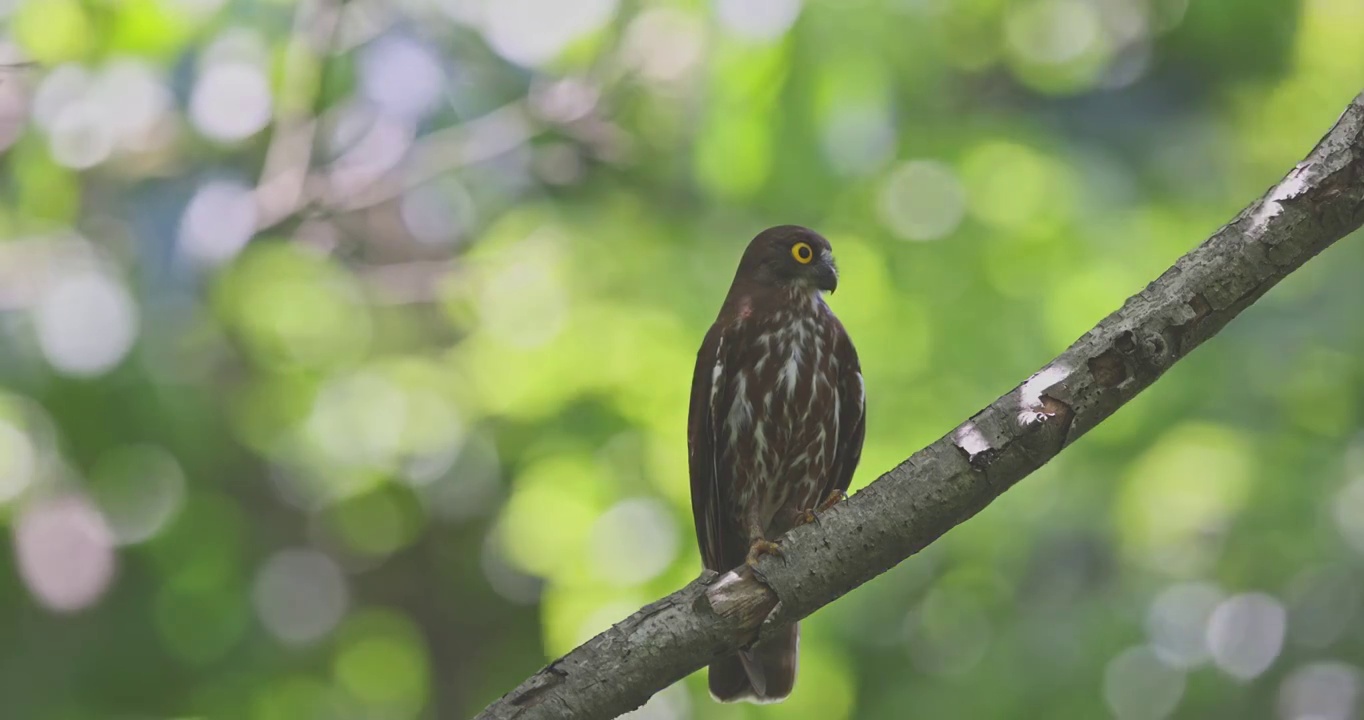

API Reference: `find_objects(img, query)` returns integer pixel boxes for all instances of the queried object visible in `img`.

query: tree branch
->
[252,0,347,232]
[250,1,538,234]
[475,91,1364,720]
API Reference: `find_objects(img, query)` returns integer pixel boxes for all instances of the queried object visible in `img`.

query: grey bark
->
[475,91,1364,720]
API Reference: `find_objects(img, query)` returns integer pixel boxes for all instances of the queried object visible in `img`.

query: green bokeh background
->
[1,0,1363,718]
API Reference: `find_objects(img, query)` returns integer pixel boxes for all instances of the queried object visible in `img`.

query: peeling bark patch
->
[1036,394,1076,450]
[1039,394,1073,425]
[1115,330,1136,354]
[1251,167,1311,232]
[953,437,999,471]
[1087,348,1127,387]
[1165,293,1214,357]
[1188,293,1211,320]
[970,448,1000,470]
[953,423,992,459]
[953,423,1004,472]
[1018,364,1073,425]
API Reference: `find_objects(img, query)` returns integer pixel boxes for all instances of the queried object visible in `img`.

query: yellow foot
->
[817,489,848,513]
[745,539,782,567]
[794,490,849,528]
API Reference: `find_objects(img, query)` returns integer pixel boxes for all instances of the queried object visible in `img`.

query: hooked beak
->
[813,255,839,293]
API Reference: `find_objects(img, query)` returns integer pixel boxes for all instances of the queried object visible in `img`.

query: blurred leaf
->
[11,0,95,64]
[109,0,195,59]
[10,137,80,225]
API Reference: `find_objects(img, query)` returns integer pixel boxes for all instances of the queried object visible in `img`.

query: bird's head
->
[736,225,839,294]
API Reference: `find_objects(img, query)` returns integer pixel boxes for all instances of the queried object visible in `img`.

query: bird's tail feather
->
[707,622,799,704]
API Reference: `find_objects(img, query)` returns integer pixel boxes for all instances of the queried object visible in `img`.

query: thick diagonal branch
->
[476,91,1364,720]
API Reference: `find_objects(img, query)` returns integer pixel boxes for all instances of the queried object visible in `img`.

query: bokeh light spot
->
[1145,581,1223,669]
[497,454,600,580]
[89,444,187,545]
[325,108,415,199]
[252,548,349,646]
[1007,0,1101,65]
[1207,592,1287,681]
[217,243,372,371]
[250,676,344,720]
[877,160,967,241]
[170,0,229,20]
[400,181,475,247]
[414,431,503,522]
[1103,645,1186,720]
[32,64,90,131]
[15,494,117,613]
[480,530,543,605]
[1286,565,1362,650]
[1332,476,1364,555]
[1279,662,1361,720]
[476,246,569,349]
[587,498,678,587]
[90,59,172,151]
[359,35,444,123]
[1043,264,1141,347]
[904,579,993,676]
[622,9,705,83]
[326,487,422,559]
[12,0,93,63]
[333,610,429,714]
[179,179,258,266]
[961,140,1071,232]
[715,0,803,41]
[0,419,37,503]
[1117,424,1252,576]
[48,101,114,169]
[190,62,272,142]
[1004,0,1110,93]
[481,0,620,67]
[822,104,896,177]
[33,271,139,377]
[304,370,408,474]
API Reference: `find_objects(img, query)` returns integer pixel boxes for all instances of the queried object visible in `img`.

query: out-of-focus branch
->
[254,90,535,233]
[251,3,627,237]
[314,101,534,215]
[247,0,549,235]
[475,91,1364,720]
[251,0,531,232]
[252,0,346,232]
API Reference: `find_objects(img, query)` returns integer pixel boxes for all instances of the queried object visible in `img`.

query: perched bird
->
[687,225,866,703]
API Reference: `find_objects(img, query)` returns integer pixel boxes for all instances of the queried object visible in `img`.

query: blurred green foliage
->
[0,0,1363,718]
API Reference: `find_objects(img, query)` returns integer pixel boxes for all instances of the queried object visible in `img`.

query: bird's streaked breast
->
[717,290,843,531]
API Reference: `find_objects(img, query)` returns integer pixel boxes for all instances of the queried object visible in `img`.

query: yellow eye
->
[791,242,813,264]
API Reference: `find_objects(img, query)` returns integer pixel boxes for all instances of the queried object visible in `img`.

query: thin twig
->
[314,100,534,215]
[252,0,347,232]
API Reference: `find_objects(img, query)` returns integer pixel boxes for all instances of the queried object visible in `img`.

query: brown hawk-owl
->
[688,225,866,703]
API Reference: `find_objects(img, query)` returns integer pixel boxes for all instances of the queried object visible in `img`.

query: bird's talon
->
[745,539,782,567]
[817,490,847,513]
